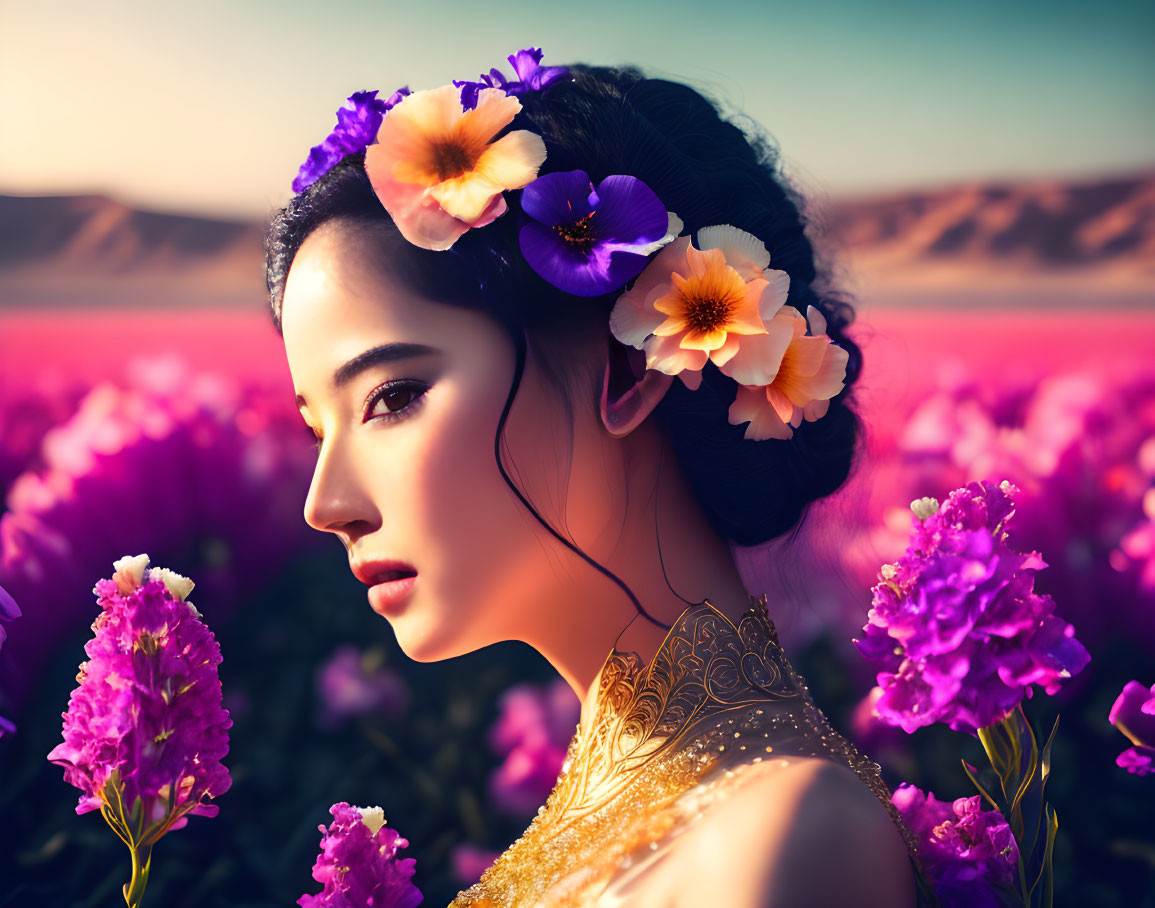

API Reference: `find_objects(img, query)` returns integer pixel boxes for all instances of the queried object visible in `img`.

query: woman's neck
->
[520,422,760,733]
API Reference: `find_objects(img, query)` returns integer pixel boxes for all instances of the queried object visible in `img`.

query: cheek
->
[410,375,558,641]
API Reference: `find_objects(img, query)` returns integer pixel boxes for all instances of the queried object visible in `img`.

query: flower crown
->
[292,48,849,442]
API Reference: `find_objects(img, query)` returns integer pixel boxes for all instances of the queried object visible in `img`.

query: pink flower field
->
[2,296,1154,906]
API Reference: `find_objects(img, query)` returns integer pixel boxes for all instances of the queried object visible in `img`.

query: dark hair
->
[265,63,864,630]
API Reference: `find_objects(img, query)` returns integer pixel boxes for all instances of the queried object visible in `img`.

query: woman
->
[268,51,925,907]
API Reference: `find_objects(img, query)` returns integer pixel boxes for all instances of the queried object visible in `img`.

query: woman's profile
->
[267,51,924,907]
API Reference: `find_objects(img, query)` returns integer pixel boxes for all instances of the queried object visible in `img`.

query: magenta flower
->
[892,363,1155,655]
[892,783,1019,907]
[47,556,231,906]
[450,843,500,886]
[1108,680,1155,776]
[315,644,407,731]
[518,170,681,297]
[0,380,87,499]
[454,47,568,110]
[0,580,19,651]
[854,480,1090,735]
[298,802,422,908]
[0,354,320,719]
[293,87,411,193]
[487,677,579,816]
[0,581,20,738]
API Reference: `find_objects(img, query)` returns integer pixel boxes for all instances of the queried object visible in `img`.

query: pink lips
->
[367,573,417,616]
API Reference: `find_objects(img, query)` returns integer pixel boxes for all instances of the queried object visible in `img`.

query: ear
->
[599,340,674,438]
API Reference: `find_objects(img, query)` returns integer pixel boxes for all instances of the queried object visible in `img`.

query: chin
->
[389,611,479,665]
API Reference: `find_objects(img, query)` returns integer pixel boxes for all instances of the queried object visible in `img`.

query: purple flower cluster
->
[892,783,1019,907]
[293,87,411,193]
[314,644,408,731]
[0,582,17,657]
[886,363,1155,656]
[487,677,579,816]
[0,583,16,736]
[854,480,1091,735]
[0,378,87,500]
[0,354,320,717]
[518,170,676,297]
[298,802,422,908]
[1108,680,1155,775]
[47,556,232,832]
[454,47,569,111]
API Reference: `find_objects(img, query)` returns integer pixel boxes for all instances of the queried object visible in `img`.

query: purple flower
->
[892,783,1019,907]
[293,87,411,193]
[47,556,232,836]
[0,582,18,738]
[854,480,1091,735]
[454,47,569,110]
[315,644,407,731]
[892,363,1155,656]
[298,802,422,908]
[0,380,87,499]
[0,580,19,646]
[518,170,680,297]
[487,677,579,816]
[0,354,320,719]
[1108,680,1155,776]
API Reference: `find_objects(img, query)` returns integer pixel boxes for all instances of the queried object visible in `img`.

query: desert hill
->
[2,168,1152,308]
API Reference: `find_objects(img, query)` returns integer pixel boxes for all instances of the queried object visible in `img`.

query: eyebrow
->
[295,342,441,411]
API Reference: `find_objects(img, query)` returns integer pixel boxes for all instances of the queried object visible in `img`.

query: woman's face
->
[281,220,615,662]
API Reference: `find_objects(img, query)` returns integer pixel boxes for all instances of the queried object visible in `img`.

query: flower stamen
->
[675,272,744,335]
[430,138,480,182]
[554,211,597,253]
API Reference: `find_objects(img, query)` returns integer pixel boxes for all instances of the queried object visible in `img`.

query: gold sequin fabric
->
[450,595,925,907]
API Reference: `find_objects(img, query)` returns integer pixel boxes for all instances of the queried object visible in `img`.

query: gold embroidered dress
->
[450,594,927,907]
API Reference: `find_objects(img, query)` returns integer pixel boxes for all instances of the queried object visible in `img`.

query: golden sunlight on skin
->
[280,218,757,722]
[670,759,917,907]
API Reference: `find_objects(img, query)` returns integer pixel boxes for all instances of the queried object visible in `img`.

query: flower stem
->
[122,843,153,908]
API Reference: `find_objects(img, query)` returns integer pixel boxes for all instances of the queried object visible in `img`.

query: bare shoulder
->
[671,757,916,908]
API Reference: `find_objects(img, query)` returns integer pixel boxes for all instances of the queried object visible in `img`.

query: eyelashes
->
[306,379,431,453]
[363,378,430,425]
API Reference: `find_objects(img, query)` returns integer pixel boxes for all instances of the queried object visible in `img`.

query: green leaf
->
[960,758,1001,812]
[1011,708,1042,867]
[1027,803,1059,908]
[1039,715,1059,797]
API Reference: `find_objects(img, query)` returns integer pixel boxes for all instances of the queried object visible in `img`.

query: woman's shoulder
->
[667,756,916,908]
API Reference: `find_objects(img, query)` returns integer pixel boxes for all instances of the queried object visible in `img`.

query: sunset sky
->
[2,0,1151,219]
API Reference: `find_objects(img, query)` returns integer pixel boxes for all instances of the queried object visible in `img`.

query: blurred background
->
[1,0,1153,905]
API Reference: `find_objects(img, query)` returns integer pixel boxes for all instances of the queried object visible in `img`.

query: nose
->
[302,433,379,539]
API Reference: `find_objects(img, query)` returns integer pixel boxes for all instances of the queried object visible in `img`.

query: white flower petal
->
[630,210,685,258]
[717,326,791,386]
[910,497,940,520]
[805,304,828,337]
[697,224,770,278]
[157,567,195,602]
[609,292,666,349]
[112,554,150,594]
[357,805,387,836]
[759,270,791,323]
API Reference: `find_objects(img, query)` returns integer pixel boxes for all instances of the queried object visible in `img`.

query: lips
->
[351,559,417,587]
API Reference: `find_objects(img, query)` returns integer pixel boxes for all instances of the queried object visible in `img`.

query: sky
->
[1,0,1152,219]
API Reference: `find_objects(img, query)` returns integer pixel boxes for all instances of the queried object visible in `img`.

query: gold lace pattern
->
[450,594,923,907]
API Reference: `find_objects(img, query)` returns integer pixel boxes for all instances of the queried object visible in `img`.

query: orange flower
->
[608,226,790,391]
[364,85,547,250]
[727,305,850,441]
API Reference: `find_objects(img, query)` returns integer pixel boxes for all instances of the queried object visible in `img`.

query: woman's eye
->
[306,381,429,456]
[364,380,429,424]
